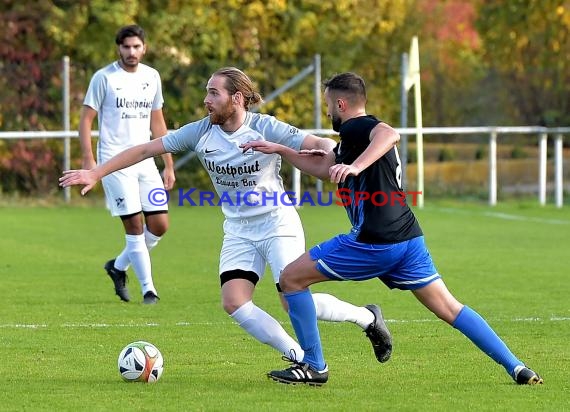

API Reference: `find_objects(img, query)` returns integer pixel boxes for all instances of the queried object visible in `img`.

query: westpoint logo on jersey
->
[147,188,422,207]
[204,159,261,178]
[115,97,153,109]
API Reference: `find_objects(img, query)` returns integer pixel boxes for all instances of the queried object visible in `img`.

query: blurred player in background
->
[242,72,543,386]
[78,25,175,304]
[62,67,392,367]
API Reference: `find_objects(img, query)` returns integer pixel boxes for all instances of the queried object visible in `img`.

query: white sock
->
[114,247,130,271]
[231,301,304,361]
[114,226,161,271]
[144,225,162,250]
[313,293,374,329]
[125,234,156,295]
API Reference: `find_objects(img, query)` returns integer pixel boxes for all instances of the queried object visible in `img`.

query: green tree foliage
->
[476,0,570,126]
[2,1,569,131]
[409,0,488,127]
[1,1,569,195]
[1,0,415,132]
[0,0,416,194]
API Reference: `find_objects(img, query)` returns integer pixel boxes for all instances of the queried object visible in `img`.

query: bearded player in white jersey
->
[62,67,392,366]
[79,25,175,304]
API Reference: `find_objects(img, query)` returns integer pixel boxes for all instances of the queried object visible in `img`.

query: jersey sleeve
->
[151,69,164,111]
[82,70,107,112]
[162,117,211,153]
[248,113,307,150]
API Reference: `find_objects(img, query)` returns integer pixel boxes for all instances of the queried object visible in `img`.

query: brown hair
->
[323,72,367,104]
[213,67,263,110]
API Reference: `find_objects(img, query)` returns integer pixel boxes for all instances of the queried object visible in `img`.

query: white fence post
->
[538,132,548,206]
[555,134,563,208]
[489,131,497,206]
[62,56,71,203]
[313,54,323,193]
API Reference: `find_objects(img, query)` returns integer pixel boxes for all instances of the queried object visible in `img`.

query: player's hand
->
[59,169,98,196]
[240,140,281,154]
[162,167,175,191]
[328,163,361,183]
[298,149,328,156]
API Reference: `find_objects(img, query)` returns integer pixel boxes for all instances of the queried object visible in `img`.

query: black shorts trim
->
[143,210,168,217]
[220,270,259,287]
[119,211,142,220]
[119,210,167,220]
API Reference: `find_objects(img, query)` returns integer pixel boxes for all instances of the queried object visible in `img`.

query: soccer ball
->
[117,341,164,383]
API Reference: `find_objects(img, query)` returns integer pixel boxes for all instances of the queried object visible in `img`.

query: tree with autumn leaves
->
[477,0,570,126]
[0,0,569,194]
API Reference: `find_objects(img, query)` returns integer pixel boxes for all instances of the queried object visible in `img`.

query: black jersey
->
[334,115,423,244]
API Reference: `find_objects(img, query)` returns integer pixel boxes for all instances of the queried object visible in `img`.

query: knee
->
[437,302,464,325]
[413,279,464,325]
[278,270,302,293]
[447,303,464,324]
[155,227,168,237]
[146,215,169,236]
[222,297,241,315]
[221,289,251,315]
[150,222,168,237]
[278,269,292,292]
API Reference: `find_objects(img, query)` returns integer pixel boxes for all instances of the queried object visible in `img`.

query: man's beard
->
[120,56,139,68]
[209,98,235,125]
[331,115,342,132]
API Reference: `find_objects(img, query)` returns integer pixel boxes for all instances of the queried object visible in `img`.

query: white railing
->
[1,126,568,207]
[306,126,569,208]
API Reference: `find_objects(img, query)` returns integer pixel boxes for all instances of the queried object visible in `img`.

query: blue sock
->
[452,305,523,376]
[284,289,326,371]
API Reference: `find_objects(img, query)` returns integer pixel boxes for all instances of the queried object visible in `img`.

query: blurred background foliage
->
[1,0,569,195]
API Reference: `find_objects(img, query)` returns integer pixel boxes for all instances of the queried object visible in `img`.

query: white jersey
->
[83,61,164,163]
[162,112,307,219]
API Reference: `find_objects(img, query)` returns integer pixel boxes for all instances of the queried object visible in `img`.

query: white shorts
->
[219,206,305,283]
[101,159,168,217]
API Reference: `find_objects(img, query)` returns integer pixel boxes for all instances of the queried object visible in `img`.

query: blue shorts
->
[309,234,440,290]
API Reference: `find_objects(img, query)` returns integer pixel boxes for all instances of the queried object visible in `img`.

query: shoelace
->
[280,349,316,378]
[281,348,299,364]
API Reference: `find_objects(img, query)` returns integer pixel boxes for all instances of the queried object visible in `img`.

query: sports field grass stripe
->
[1,316,567,329]
[482,212,570,224]
[433,206,570,224]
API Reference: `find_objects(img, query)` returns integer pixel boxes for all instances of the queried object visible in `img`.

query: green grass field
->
[1,200,568,411]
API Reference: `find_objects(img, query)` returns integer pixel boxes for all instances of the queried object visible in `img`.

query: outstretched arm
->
[59,138,167,195]
[329,122,400,183]
[241,140,335,180]
[300,134,337,152]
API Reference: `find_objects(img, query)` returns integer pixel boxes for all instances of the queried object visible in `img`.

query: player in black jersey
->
[242,72,542,386]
